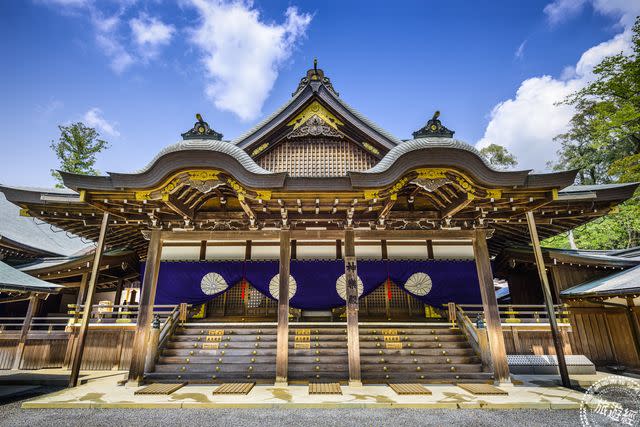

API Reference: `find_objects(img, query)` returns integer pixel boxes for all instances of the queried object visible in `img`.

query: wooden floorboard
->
[457,383,508,395]
[309,382,342,395]
[388,383,432,395]
[212,382,255,395]
[134,383,186,395]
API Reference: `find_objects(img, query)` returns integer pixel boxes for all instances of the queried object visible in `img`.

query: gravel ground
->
[0,392,583,427]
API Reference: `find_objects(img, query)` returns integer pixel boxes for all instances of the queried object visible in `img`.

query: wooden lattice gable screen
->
[256,137,378,177]
[246,97,385,177]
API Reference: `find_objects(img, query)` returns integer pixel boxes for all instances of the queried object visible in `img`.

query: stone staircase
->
[145,321,492,384]
[359,323,493,383]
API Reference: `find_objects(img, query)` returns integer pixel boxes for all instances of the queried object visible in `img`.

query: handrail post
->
[144,315,161,373]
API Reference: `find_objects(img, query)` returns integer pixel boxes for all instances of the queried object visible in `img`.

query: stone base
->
[273,381,289,388]
[348,380,363,387]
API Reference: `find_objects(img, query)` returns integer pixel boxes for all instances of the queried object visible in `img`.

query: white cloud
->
[476,1,637,171]
[130,14,175,60]
[515,40,527,59]
[83,108,120,137]
[543,0,587,25]
[188,0,312,120]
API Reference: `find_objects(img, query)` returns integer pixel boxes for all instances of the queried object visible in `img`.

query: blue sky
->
[1,0,638,187]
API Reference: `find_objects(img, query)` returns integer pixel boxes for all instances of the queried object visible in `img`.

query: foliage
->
[544,17,640,250]
[50,123,109,188]
[479,144,518,170]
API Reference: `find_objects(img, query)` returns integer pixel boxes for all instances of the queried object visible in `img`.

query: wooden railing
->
[448,303,574,365]
[455,304,570,324]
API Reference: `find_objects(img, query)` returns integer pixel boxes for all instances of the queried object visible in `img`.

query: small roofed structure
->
[561,264,640,300]
[0,260,61,295]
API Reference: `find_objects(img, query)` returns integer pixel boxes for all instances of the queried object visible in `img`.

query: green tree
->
[50,123,110,188]
[479,144,518,170]
[545,17,640,249]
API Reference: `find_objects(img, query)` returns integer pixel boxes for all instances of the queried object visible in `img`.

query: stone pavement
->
[20,373,604,409]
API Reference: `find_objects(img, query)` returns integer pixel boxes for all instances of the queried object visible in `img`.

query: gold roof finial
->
[313,58,318,74]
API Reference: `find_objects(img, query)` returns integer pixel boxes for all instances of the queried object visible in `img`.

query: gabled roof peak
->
[181,113,223,141]
[292,58,339,97]
[413,111,455,138]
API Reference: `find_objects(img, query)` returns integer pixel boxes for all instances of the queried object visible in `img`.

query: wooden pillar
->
[525,211,571,388]
[344,227,362,386]
[12,294,40,370]
[472,229,510,384]
[69,212,110,387]
[75,272,90,308]
[114,278,124,309]
[275,229,291,385]
[127,229,163,385]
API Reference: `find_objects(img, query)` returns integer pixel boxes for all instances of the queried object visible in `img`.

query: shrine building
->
[1,62,638,387]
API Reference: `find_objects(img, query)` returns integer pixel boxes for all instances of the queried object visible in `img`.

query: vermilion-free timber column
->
[525,211,571,388]
[69,212,110,387]
[472,229,510,384]
[344,228,362,386]
[12,294,40,370]
[127,229,163,385]
[275,228,291,385]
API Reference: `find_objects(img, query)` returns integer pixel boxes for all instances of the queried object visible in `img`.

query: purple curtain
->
[145,259,483,309]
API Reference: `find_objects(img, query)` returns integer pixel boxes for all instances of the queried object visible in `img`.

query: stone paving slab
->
[20,375,594,410]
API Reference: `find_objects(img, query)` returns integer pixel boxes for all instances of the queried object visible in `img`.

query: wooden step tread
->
[388,383,432,395]
[212,382,255,395]
[309,382,342,395]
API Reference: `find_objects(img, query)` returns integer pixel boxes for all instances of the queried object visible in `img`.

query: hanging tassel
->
[241,279,246,300]
[386,261,392,301]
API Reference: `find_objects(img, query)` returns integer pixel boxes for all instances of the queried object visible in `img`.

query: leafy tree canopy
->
[479,144,518,170]
[50,122,109,188]
[544,17,640,249]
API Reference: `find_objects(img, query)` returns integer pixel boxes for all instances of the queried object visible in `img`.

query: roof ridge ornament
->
[181,113,223,140]
[412,111,454,139]
[292,58,339,97]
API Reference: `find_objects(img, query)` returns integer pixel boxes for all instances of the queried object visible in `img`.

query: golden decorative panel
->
[287,100,344,130]
[385,342,403,350]
[206,336,223,342]
[202,343,219,349]
[383,335,401,342]
[208,330,225,335]
[294,342,311,349]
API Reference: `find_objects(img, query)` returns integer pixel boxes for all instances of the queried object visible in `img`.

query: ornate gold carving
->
[552,188,559,200]
[363,189,381,201]
[362,142,380,155]
[251,143,269,157]
[415,168,448,180]
[19,208,30,217]
[134,169,221,201]
[255,190,272,201]
[484,189,502,199]
[294,342,311,349]
[226,178,246,195]
[386,342,403,349]
[287,100,344,130]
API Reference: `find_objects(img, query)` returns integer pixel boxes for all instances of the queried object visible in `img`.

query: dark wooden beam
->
[426,240,434,259]
[69,212,109,387]
[164,193,195,220]
[199,240,207,261]
[441,194,474,218]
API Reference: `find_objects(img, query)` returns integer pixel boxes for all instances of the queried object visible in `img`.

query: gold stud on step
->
[385,375,390,379]
[218,358,223,363]
[416,366,422,372]
[252,350,257,355]
[420,375,425,379]
[446,358,451,363]
[413,359,417,363]
[450,366,456,372]
[185,358,190,363]
[215,366,220,371]
[181,366,186,371]
[251,358,256,363]
[315,366,320,371]
[315,358,320,362]
[383,366,388,371]
[438,343,442,348]
[189,351,194,355]
[410,350,415,355]
[442,350,446,355]
[212,375,216,380]
[378,350,383,355]
[221,351,225,355]
[248,366,253,371]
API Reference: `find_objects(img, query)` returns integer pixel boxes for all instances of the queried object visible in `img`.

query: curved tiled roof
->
[136,139,273,175]
[365,137,499,174]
